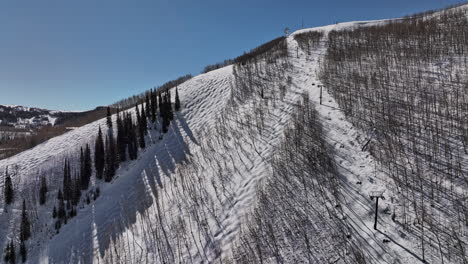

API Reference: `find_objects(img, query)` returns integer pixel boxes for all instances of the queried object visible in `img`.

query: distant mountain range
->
[0,105,83,129]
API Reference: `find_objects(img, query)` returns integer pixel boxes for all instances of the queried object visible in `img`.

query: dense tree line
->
[231,36,290,102]
[111,75,191,110]
[202,59,234,73]
[294,31,323,55]
[234,36,287,65]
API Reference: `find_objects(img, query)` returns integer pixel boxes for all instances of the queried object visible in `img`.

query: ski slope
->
[1,9,466,263]
[289,25,428,263]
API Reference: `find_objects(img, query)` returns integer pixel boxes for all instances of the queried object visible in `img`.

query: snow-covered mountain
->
[1,3,468,264]
[0,105,81,129]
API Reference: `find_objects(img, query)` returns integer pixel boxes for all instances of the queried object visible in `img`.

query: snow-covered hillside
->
[0,105,82,129]
[1,4,467,264]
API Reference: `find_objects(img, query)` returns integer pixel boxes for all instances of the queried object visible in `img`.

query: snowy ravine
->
[0,11,466,263]
[289,24,426,263]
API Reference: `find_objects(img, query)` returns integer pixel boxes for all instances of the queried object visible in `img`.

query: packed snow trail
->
[289,23,426,263]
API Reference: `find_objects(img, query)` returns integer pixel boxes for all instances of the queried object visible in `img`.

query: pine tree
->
[79,147,84,187]
[39,176,47,205]
[94,126,105,180]
[106,107,112,129]
[104,135,116,182]
[9,241,15,264]
[4,241,10,263]
[80,144,92,190]
[141,105,148,136]
[150,89,157,122]
[160,93,168,133]
[135,104,141,128]
[4,167,13,205]
[127,114,138,160]
[62,159,72,202]
[52,206,57,218]
[160,91,173,133]
[116,110,127,162]
[84,144,92,185]
[145,93,151,122]
[166,90,174,121]
[72,175,81,206]
[158,94,163,118]
[124,113,133,160]
[20,200,31,242]
[19,241,26,263]
[136,105,146,149]
[175,86,181,111]
[106,108,118,171]
[57,190,66,220]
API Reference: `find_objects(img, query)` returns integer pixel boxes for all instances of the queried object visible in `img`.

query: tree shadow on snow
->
[48,113,198,263]
[95,112,197,261]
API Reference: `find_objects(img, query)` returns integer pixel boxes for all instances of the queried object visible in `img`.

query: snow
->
[288,28,424,263]
[1,6,467,263]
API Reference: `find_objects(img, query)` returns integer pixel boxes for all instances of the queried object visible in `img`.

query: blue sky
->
[0,0,465,111]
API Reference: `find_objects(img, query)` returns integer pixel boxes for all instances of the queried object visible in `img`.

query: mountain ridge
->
[1,3,468,263]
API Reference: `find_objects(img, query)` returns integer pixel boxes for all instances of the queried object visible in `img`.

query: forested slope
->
[0,4,467,264]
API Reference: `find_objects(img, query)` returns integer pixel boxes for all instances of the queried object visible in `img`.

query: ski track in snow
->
[291,24,424,263]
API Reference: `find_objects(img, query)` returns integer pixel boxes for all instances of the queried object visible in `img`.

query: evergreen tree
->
[106,107,112,129]
[79,147,84,186]
[4,241,10,263]
[135,104,141,128]
[84,144,92,185]
[62,159,72,202]
[166,90,174,121]
[158,94,163,118]
[20,200,31,242]
[94,126,105,180]
[175,86,181,111]
[124,113,133,160]
[52,206,57,218]
[127,114,138,160]
[80,144,92,190]
[145,93,151,122]
[150,89,157,122]
[106,108,118,171]
[39,176,47,205]
[136,105,146,149]
[57,191,66,220]
[19,241,26,263]
[160,91,173,133]
[72,174,81,206]
[116,110,127,162]
[104,136,116,182]
[160,93,168,133]
[4,167,13,205]
[141,105,148,136]
[9,241,15,264]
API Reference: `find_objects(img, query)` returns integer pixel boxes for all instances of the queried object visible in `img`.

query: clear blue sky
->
[0,0,465,111]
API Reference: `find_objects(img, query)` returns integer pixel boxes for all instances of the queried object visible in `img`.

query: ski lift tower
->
[370,190,385,230]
